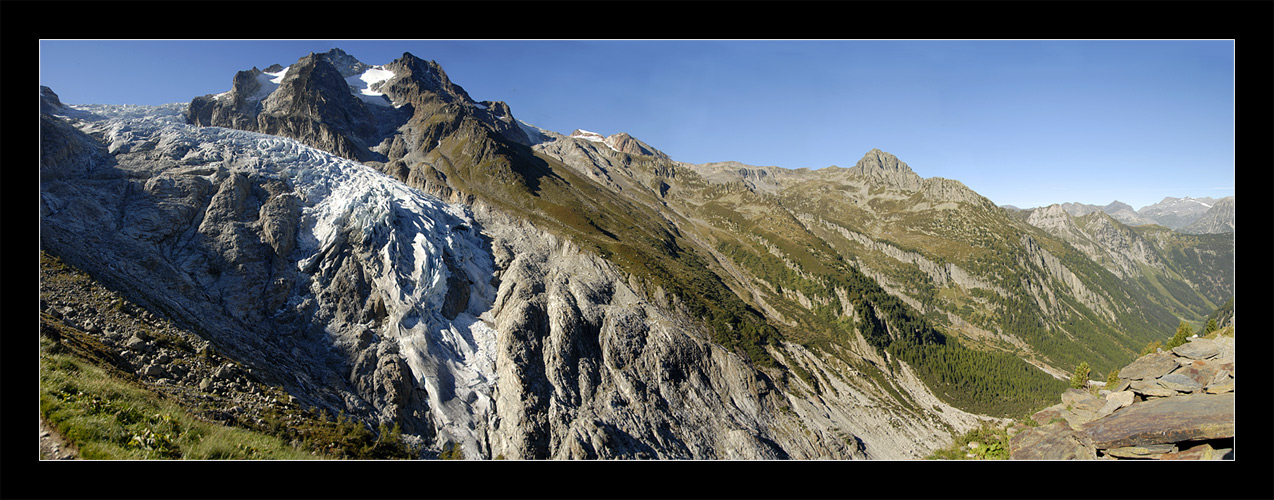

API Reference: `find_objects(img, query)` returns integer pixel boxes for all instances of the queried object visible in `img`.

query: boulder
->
[1009,422,1096,460]
[1060,388,1098,406]
[1211,336,1235,362]
[1104,443,1176,459]
[1129,379,1177,397]
[1204,380,1234,394]
[1080,393,1234,449]
[1156,373,1202,393]
[1094,390,1135,419]
[1172,338,1219,360]
[141,364,169,378]
[1170,359,1220,387]
[125,335,152,353]
[1118,352,1178,380]
[1159,442,1224,460]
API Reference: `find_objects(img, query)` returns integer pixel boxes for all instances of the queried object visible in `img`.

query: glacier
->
[55,102,500,455]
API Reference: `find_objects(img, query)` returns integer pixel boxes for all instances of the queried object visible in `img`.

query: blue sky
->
[39,40,1234,210]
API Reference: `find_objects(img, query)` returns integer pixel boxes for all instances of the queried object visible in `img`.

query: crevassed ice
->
[64,103,497,453]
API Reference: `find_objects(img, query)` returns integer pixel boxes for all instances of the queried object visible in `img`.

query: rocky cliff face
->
[1028,205,1165,279]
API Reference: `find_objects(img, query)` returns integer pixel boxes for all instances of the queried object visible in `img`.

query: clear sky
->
[39,40,1235,210]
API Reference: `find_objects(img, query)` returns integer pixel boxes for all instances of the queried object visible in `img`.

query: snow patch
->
[571,129,606,142]
[571,129,620,152]
[346,65,396,107]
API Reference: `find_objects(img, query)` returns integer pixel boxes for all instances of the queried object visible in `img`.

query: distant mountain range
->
[1004,196,1234,234]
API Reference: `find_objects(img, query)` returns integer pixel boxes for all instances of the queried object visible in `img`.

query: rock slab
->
[1009,422,1097,460]
[1080,392,1234,449]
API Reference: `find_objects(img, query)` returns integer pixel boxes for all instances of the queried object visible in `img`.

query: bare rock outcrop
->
[1011,334,1235,460]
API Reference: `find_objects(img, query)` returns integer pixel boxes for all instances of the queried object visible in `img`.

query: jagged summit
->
[569,129,669,159]
[852,148,913,174]
[185,48,534,161]
[315,48,370,78]
[846,148,922,189]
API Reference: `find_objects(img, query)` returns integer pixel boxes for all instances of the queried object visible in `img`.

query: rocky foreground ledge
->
[1009,335,1235,460]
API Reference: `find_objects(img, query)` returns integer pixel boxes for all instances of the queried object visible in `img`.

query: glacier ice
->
[58,103,499,454]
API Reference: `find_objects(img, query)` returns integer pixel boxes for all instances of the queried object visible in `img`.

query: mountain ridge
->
[1022,195,1234,235]
[38,48,1235,460]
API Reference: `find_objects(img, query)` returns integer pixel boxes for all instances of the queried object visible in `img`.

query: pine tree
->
[1166,320,1193,349]
[1204,318,1218,335]
[1070,362,1091,389]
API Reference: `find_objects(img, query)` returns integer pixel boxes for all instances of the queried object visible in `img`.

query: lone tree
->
[1070,361,1091,389]
[1166,320,1193,350]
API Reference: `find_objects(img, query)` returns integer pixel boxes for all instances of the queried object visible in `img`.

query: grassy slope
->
[38,252,419,460]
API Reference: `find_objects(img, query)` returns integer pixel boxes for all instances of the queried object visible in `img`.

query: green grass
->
[40,337,315,460]
[926,422,1012,460]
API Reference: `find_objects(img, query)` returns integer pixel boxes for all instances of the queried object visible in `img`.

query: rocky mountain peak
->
[1103,200,1135,213]
[604,132,669,159]
[40,85,64,114]
[315,47,369,78]
[261,52,374,133]
[854,148,911,173]
[570,129,605,141]
[848,148,921,189]
[1026,204,1078,235]
[382,52,474,105]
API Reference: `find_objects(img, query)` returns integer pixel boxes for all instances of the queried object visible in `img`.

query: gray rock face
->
[186,50,394,162]
[256,52,379,160]
[847,148,922,190]
[478,209,880,459]
[1027,205,1166,280]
